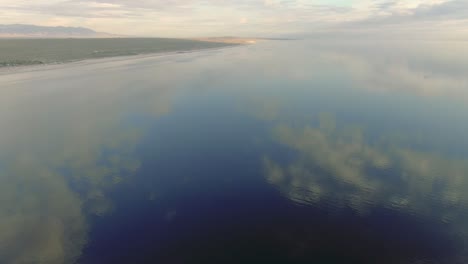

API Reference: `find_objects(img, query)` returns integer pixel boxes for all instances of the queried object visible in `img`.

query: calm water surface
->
[1,39,468,264]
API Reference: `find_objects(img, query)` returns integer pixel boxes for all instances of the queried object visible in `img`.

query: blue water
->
[1,39,468,264]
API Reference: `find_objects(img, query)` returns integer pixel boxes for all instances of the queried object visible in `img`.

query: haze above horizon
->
[0,0,467,38]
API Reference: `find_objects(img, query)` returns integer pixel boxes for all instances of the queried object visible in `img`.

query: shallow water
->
[1,39,468,264]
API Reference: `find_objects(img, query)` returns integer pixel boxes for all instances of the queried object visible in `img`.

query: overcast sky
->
[0,0,467,37]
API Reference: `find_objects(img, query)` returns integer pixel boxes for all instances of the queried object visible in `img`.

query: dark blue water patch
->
[80,93,463,264]
[133,90,270,195]
[81,180,461,264]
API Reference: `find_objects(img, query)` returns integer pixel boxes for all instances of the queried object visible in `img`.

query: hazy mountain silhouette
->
[0,24,118,38]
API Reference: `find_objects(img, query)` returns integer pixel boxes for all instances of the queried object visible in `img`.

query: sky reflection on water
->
[0,40,467,264]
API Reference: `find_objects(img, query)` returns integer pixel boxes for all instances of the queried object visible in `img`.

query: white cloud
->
[0,1,467,37]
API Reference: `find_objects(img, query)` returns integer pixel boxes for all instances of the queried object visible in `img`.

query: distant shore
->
[191,37,260,44]
[0,38,240,68]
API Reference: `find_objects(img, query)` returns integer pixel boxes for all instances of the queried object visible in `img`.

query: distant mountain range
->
[0,24,117,38]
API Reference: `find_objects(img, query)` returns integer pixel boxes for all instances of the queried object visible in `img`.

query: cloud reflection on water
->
[0,38,467,263]
[236,39,468,263]
[0,63,177,263]
[263,113,468,235]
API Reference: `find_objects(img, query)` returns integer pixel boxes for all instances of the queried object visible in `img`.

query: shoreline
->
[0,43,240,76]
[191,37,260,44]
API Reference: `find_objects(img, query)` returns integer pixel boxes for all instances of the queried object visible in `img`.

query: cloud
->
[0,0,352,36]
[378,0,468,21]
[327,0,468,38]
[1,0,467,37]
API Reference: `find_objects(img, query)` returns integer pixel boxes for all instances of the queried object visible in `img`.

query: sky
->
[0,0,467,38]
